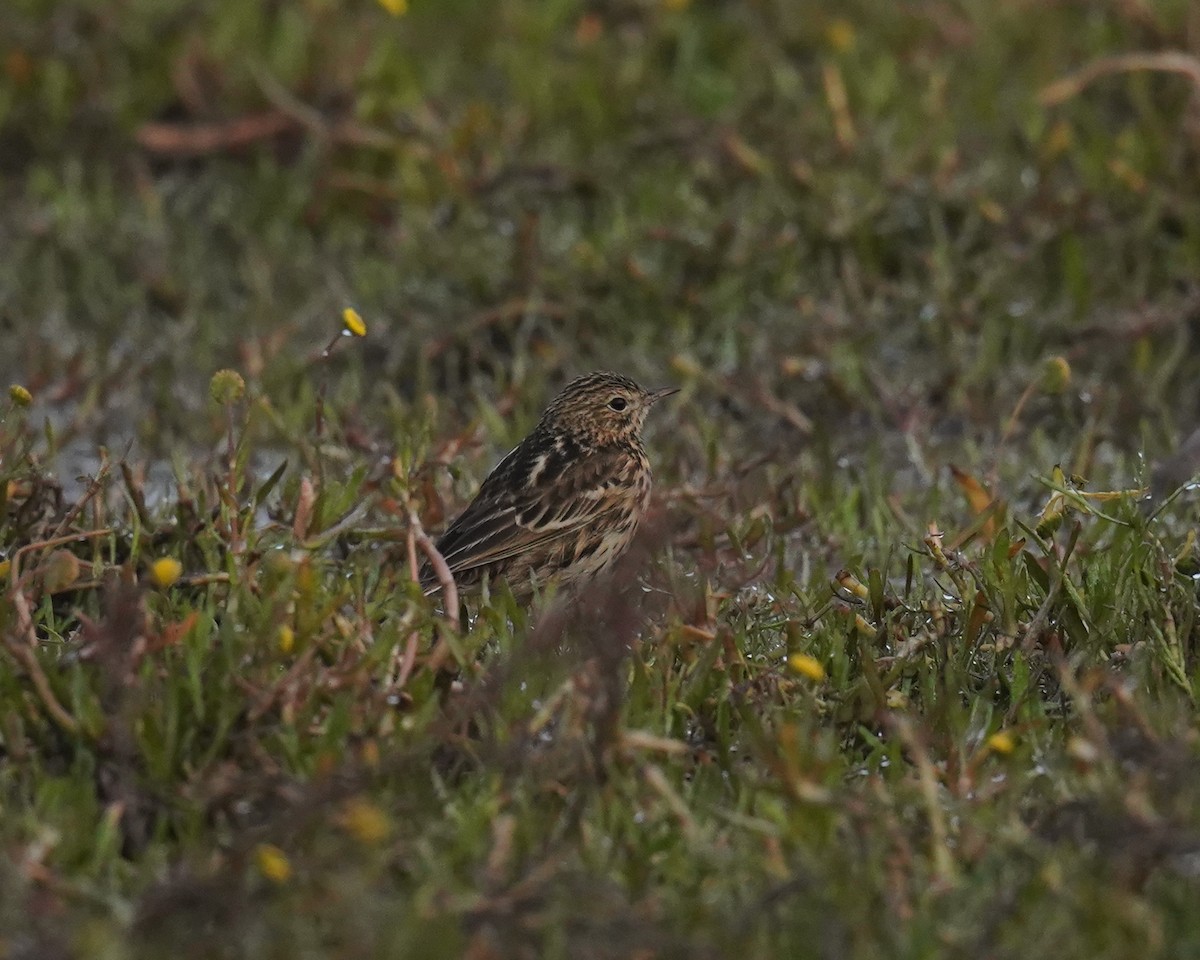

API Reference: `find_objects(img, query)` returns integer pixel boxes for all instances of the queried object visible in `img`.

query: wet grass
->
[3,0,1200,957]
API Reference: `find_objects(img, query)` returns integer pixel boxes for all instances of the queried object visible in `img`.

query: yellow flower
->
[9,384,32,407]
[377,0,407,14]
[150,557,183,589]
[339,798,391,845]
[663,0,691,10]
[987,731,1016,755]
[788,653,826,682]
[254,843,291,883]
[277,624,295,654]
[342,307,367,337]
[0,559,9,580]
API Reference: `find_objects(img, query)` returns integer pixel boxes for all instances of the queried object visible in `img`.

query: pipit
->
[421,372,676,598]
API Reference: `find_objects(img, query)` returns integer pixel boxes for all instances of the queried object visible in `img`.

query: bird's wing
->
[426,443,636,584]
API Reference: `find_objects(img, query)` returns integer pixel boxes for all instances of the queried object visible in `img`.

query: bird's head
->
[539,371,677,445]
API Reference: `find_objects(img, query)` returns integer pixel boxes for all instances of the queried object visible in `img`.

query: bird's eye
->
[608,396,628,411]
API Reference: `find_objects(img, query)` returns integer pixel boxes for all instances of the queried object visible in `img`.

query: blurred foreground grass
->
[3,1,1200,957]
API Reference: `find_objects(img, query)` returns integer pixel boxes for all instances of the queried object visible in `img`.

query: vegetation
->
[3,1,1200,956]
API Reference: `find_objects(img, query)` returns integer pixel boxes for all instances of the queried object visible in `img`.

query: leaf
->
[253,459,288,510]
[950,464,999,541]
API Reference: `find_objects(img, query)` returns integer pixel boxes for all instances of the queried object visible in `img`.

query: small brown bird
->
[422,372,676,598]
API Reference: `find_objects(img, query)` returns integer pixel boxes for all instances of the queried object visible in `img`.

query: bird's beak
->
[648,386,680,405]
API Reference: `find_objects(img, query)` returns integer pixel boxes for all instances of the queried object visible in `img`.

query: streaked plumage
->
[421,372,675,597]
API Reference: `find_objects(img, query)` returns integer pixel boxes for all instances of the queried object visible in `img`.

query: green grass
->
[3,0,1200,956]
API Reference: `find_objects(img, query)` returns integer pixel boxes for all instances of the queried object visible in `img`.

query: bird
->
[420,372,677,599]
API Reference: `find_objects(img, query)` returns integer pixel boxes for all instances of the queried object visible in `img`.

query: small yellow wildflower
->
[342,307,367,337]
[277,624,295,654]
[209,369,246,405]
[150,557,183,589]
[788,653,826,682]
[9,384,32,407]
[986,731,1016,755]
[663,0,691,10]
[377,0,407,15]
[0,559,9,580]
[339,798,391,845]
[254,843,291,883]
